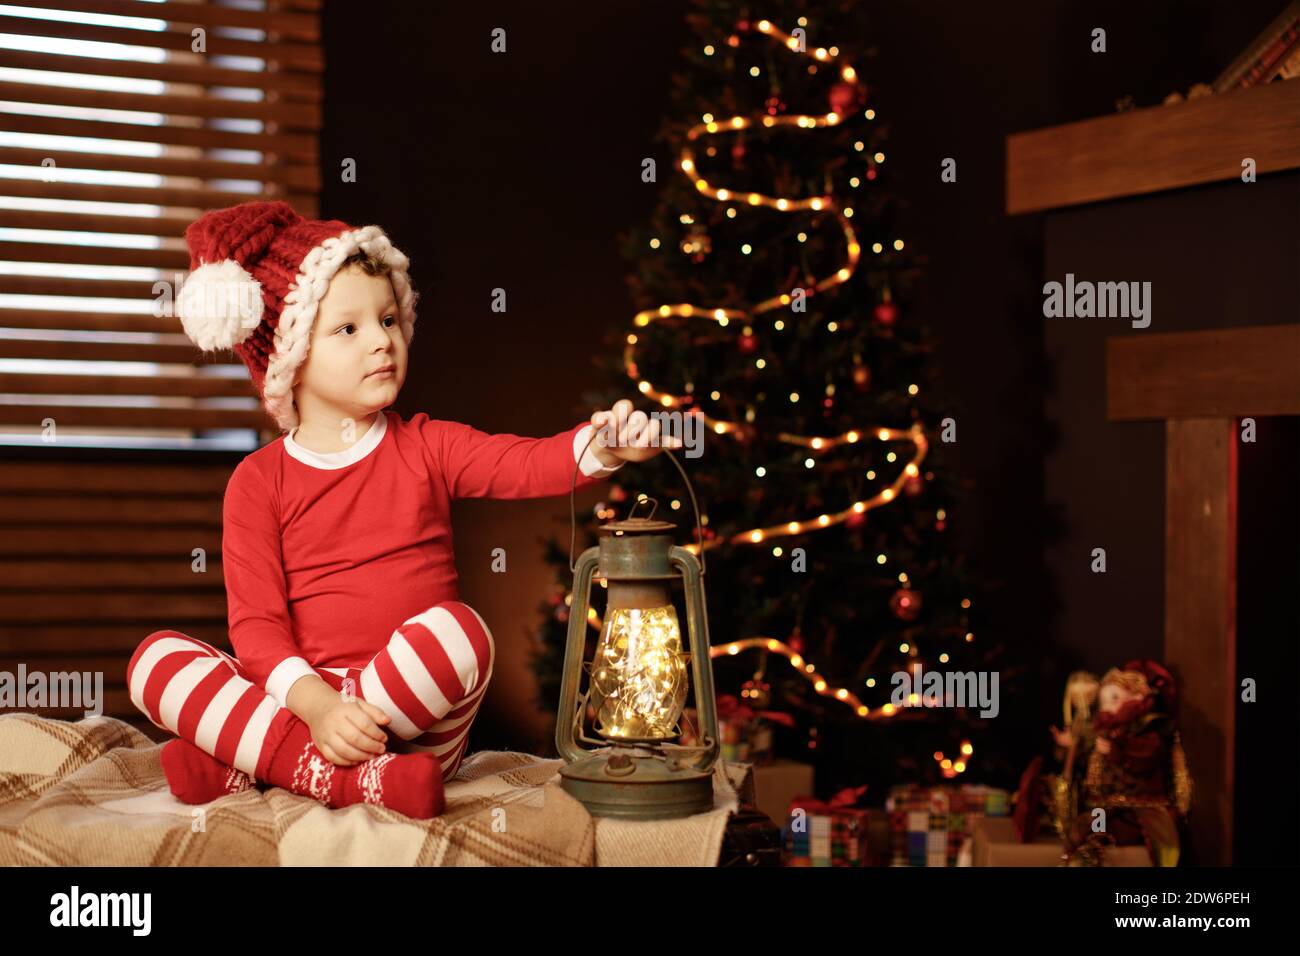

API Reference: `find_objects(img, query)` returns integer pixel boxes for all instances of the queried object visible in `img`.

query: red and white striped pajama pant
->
[127,601,495,783]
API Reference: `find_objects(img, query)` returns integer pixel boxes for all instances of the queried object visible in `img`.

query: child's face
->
[292,265,406,423]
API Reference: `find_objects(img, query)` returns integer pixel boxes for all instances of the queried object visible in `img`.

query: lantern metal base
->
[558,749,714,820]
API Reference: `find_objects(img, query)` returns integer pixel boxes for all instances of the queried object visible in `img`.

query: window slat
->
[0,206,225,236]
[0,274,178,298]
[0,405,268,430]
[0,625,230,656]
[0,498,223,527]
[0,562,224,590]
[0,308,185,333]
[0,590,227,618]
[42,0,321,41]
[0,459,232,492]
[0,371,255,398]
[0,49,321,99]
[0,80,323,128]
[0,338,240,364]
[0,14,323,71]
[0,146,321,190]
[0,242,193,271]
[0,177,293,211]
[0,111,318,158]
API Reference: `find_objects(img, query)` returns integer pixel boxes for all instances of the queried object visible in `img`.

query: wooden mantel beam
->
[1107,324,1300,421]
[1007,78,1300,215]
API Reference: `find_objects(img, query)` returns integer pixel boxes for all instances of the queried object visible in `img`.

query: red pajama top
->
[221,410,623,708]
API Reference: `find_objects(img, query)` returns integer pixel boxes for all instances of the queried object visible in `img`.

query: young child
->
[127,200,675,819]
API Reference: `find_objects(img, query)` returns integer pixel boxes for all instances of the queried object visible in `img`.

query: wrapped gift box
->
[782,789,872,867]
[886,783,1013,866]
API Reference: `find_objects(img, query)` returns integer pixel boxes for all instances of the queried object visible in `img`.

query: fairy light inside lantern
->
[556,438,719,819]
[592,600,688,739]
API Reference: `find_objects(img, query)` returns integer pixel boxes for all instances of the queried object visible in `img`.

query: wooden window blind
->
[0,0,323,450]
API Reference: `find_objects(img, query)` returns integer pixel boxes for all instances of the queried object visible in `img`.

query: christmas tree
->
[531,0,1012,790]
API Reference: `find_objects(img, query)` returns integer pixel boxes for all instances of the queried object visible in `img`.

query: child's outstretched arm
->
[423,398,673,500]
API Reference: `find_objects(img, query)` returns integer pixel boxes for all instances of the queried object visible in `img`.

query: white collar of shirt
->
[284,411,388,470]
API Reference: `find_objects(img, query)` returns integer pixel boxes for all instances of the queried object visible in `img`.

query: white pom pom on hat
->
[176,258,264,352]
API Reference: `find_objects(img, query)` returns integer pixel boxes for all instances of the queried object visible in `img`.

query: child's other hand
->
[308,697,391,766]
[591,399,682,466]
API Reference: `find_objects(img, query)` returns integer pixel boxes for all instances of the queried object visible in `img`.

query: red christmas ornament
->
[852,365,871,391]
[788,632,804,654]
[731,140,746,164]
[764,95,786,116]
[866,167,878,181]
[890,588,922,622]
[609,484,628,502]
[904,474,924,497]
[738,332,758,354]
[874,301,899,327]
[846,510,866,529]
[829,81,865,115]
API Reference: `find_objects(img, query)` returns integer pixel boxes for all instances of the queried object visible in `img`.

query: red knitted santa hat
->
[174,200,417,432]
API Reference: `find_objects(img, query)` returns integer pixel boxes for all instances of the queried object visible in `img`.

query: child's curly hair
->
[342,249,391,276]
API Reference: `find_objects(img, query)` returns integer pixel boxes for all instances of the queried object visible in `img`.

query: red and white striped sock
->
[258,711,446,818]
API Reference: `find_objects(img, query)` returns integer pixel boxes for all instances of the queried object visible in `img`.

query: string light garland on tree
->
[623,18,929,555]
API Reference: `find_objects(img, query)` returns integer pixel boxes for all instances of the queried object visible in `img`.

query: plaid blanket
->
[0,713,751,866]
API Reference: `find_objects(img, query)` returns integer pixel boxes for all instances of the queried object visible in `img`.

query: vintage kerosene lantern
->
[556,445,719,820]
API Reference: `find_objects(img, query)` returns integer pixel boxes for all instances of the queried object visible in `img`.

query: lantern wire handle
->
[626,495,659,521]
[569,425,706,577]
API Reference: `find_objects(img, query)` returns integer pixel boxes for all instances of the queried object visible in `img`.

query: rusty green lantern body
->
[556,485,719,819]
